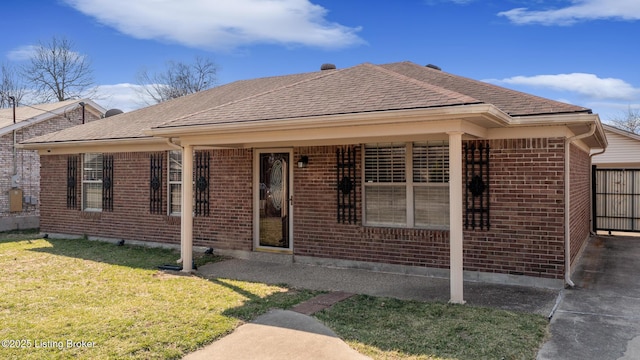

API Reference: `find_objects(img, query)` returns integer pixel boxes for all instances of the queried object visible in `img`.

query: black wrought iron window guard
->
[149,153,163,214]
[195,151,210,217]
[102,154,114,212]
[337,146,357,224]
[67,155,78,209]
[464,142,490,230]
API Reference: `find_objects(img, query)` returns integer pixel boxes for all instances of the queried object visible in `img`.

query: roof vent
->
[105,108,124,117]
[425,64,442,71]
[320,63,336,71]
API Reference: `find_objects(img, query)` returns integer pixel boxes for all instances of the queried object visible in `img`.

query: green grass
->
[315,295,549,360]
[0,235,317,360]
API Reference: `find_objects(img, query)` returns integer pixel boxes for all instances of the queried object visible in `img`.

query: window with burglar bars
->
[150,153,163,214]
[337,146,357,224]
[82,153,113,211]
[67,155,78,209]
[364,142,449,229]
[102,155,114,211]
[166,150,210,216]
[195,151,210,217]
[464,141,490,230]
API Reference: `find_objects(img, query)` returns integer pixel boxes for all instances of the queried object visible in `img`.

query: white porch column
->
[448,131,465,304]
[181,144,194,273]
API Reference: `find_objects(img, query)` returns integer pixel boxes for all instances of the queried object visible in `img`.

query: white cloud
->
[93,83,153,112]
[62,0,363,50]
[490,73,640,101]
[498,0,640,25]
[6,45,38,61]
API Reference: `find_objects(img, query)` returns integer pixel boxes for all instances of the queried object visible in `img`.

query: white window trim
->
[362,142,450,230]
[168,150,182,216]
[82,153,102,212]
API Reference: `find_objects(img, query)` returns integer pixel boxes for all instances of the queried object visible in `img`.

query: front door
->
[255,150,293,250]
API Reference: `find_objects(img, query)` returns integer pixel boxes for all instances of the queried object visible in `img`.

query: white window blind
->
[365,144,406,183]
[364,141,450,229]
[413,141,449,229]
[364,144,407,226]
[168,150,182,215]
[82,153,103,211]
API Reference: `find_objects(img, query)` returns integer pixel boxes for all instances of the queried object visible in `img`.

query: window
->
[413,142,449,228]
[168,150,182,216]
[83,153,103,211]
[364,142,449,229]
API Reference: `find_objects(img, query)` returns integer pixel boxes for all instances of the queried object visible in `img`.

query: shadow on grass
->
[23,237,317,322]
[24,237,222,271]
[212,278,318,321]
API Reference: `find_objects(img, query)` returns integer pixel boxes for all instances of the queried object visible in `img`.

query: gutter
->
[564,123,596,287]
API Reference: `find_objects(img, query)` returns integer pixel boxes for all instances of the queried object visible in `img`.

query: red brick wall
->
[39,138,577,280]
[39,149,253,251]
[293,146,451,267]
[569,143,591,266]
[294,140,567,279]
[464,138,566,279]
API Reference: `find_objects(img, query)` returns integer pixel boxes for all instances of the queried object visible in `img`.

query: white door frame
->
[253,148,294,252]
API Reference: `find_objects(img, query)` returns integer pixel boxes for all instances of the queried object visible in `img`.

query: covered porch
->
[148,105,514,304]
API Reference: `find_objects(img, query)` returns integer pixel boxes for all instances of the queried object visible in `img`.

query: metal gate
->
[592,166,640,232]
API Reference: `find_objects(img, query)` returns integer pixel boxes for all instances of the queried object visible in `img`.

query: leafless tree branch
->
[136,56,218,104]
[21,36,95,103]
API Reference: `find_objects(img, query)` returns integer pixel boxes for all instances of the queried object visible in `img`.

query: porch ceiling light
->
[298,156,309,168]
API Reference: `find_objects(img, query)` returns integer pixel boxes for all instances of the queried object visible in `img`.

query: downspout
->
[10,96,17,185]
[589,148,606,236]
[564,123,596,287]
[165,138,182,150]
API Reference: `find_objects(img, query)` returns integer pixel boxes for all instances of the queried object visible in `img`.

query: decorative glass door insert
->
[258,152,290,248]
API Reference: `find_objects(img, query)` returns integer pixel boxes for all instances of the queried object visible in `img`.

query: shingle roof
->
[0,99,81,129]
[156,62,481,129]
[380,62,591,116]
[23,71,322,144]
[23,61,593,144]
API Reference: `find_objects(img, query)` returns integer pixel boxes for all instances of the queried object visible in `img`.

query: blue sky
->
[2,0,639,122]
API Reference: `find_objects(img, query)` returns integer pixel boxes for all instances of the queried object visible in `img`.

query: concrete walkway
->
[538,236,640,360]
[197,259,559,315]
[183,308,370,360]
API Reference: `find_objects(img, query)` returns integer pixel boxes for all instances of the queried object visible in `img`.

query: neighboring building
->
[0,99,105,231]
[592,124,640,169]
[592,124,640,233]
[21,62,607,303]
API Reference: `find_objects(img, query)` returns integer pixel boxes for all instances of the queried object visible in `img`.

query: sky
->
[2,0,639,123]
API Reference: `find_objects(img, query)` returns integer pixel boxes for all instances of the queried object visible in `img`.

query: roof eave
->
[511,113,607,149]
[18,136,170,155]
[145,104,513,138]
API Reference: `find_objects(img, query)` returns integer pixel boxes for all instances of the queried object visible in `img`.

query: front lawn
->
[0,235,316,360]
[316,295,548,360]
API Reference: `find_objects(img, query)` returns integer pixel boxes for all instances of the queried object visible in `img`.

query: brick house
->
[22,62,607,303]
[1,99,105,231]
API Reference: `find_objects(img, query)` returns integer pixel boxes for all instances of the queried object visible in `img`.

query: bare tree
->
[608,106,640,134]
[136,56,218,104]
[21,36,94,102]
[0,62,27,108]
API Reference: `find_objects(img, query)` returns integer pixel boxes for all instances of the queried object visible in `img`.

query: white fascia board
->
[146,104,512,139]
[19,137,170,155]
